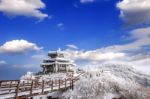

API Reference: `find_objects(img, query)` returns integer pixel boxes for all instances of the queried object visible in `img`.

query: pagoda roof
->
[48,48,66,54]
[41,62,74,66]
[43,57,72,62]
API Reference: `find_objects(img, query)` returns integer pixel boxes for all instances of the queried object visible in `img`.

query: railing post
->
[51,80,53,90]
[30,81,34,97]
[22,81,25,86]
[15,80,20,99]
[42,80,44,94]
[9,81,12,87]
[72,79,74,90]
[65,79,66,89]
[59,79,60,89]
[70,79,72,89]
[9,81,12,92]
[0,81,1,88]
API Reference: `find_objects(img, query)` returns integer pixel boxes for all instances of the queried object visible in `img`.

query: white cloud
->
[117,0,150,25]
[132,57,150,67]
[0,60,7,66]
[66,44,78,49]
[0,39,43,54]
[64,48,150,74]
[132,57,150,74]
[131,27,150,40]
[0,0,48,20]
[73,4,79,8]
[31,54,46,60]
[100,27,150,52]
[13,64,39,68]
[64,26,150,73]
[79,0,110,4]
[65,49,126,62]
[57,22,64,28]
[80,0,95,3]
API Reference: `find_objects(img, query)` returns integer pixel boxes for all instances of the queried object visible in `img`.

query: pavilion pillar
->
[53,64,54,73]
[55,64,57,73]
[43,66,46,73]
[58,64,59,72]
[65,65,66,72]
[43,66,45,73]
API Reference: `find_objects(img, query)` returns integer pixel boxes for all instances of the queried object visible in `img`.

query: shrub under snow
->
[62,64,150,99]
[20,71,36,81]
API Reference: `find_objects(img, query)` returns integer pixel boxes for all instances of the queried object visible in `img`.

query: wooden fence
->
[0,73,83,99]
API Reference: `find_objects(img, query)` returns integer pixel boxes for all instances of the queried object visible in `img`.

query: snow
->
[32,95,47,99]
[1,63,150,99]
[103,93,121,99]
[62,64,150,99]
[20,71,36,81]
[0,81,72,99]
[0,71,81,99]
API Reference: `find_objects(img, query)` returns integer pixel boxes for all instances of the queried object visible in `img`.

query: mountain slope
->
[63,64,150,99]
[98,64,150,87]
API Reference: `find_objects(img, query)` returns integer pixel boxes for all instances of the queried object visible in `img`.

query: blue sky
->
[0,0,150,79]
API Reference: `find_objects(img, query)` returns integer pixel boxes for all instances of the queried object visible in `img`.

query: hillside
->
[62,64,150,99]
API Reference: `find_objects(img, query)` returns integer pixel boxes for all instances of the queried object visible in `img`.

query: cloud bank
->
[65,49,125,62]
[0,0,48,20]
[0,39,43,54]
[0,60,7,66]
[117,0,150,26]
[101,27,150,52]
[66,44,78,49]
[64,26,150,73]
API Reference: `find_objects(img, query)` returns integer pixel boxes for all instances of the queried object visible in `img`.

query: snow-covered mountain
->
[98,64,150,87]
[63,64,150,99]
[20,64,150,99]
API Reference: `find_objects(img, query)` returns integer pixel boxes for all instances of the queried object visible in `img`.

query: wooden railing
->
[0,73,84,99]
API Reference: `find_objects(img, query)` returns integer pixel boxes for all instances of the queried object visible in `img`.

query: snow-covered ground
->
[22,64,150,99]
[20,72,75,82]
[0,71,79,99]
[1,64,150,99]
[62,64,150,99]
